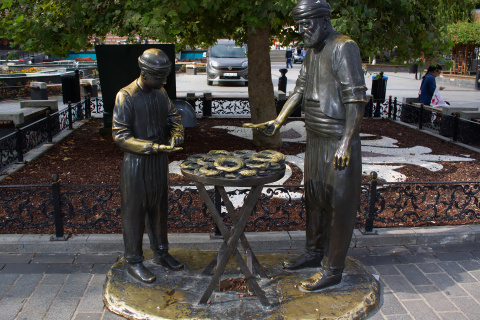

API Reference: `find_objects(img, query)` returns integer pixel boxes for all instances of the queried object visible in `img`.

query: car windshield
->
[210,45,246,58]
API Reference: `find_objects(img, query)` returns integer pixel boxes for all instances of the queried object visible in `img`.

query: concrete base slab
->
[104,249,379,320]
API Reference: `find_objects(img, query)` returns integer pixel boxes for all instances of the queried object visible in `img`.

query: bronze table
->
[181,164,285,307]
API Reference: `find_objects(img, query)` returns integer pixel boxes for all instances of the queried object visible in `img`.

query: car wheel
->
[244,81,248,86]
[207,80,213,85]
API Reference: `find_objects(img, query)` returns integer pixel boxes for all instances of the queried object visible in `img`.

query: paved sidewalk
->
[1,227,480,319]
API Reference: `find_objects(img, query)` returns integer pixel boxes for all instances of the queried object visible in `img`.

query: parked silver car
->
[207,40,248,86]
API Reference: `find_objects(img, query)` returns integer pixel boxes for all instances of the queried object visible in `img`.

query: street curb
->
[1,225,479,254]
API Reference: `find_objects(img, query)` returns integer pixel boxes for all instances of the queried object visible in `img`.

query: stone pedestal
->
[104,249,380,320]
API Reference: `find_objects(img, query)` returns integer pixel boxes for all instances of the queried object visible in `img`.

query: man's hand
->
[334,142,351,171]
[156,143,182,153]
[170,133,184,147]
[243,120,281,137]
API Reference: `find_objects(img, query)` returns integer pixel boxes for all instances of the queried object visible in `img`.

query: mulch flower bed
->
[1,118,479,234]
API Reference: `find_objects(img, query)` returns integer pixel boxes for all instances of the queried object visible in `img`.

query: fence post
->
[453,114,459,142]
[388,95,392,119]
[374,100,381,118]
[393,97,398,121]
[85,94,91,119]
[76,101,84,121]
[67,102,73,130]
[51,174,68,241]
[368,96,373,118]
[15,125,24,163]
[419,103,424,130]
[46,110,53,143]
[203,91,212,117]
[363,171,378,235]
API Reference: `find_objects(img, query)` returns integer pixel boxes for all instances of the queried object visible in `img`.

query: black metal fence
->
[1,174,479,237]
[366,96,480,148]
[0,96,103,171]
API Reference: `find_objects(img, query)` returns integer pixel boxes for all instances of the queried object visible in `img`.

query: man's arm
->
[166,97,184,147]
[334,102,364,170]
[243,50,308,135]
[334,39,367,170]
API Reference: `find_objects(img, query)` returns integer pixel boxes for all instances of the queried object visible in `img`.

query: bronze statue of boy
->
[245,0,367,291]
[113,48,184,283]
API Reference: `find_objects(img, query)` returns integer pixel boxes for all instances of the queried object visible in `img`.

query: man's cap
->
[138,48,172,74]
[292,0,331,20]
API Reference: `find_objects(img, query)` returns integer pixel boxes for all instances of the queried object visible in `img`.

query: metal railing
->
[0,96,103,171]
[365,96,480,148]
[1,173,479,238]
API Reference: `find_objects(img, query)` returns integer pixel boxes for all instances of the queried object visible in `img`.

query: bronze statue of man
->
[113,48,184,283]
[246,0,366,290]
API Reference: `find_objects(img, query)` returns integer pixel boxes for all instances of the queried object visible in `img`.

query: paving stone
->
[395,264,432,285]
[32,253,76,264]
[373,265,400,276]
[456,259,480,271]
[435,252,477,261]
[0,273,19,285]
[402,300,442,319]
[416,285,458,312]
[381,275,419,300]
[0,253,33,263]
[102,310,126,320]
[416,263,443,274]
[406,244,449,254]
[444,243,480,252]
[15,312,46,320]
[1,263,48,274]
[41,273,68,285]
[369,246,410,256]
[77,285,105,313]
[460,283,480,304]
[74,313,102,320]
[5,274,42,298]
[449,297,480,320]
[46,263,93,274]
[437,261,478,283]
[471,250,480,259]
[75,254,120,264]
[365,310,385,320]
[437,311,469,320]
[45,297,80,320]
[427,273,468,297]
[0,297,26,319]
[22,284,61,313]
[395,253,440,264]
[91,264,113,274]
[347,247,370,257]
[384,315,413,320]
[469,270,480,281]
[58,274,91,298]
[379,292,408,315]
[90,274,108,287]
[357,255,400,266]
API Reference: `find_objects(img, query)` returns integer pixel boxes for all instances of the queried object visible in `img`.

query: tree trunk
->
[247,26,283,148]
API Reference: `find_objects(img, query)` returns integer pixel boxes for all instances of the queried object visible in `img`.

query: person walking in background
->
[286,49,293,68]
[419,65,445,106]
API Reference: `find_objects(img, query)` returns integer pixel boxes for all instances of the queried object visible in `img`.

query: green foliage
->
[447,22,480,45]
[2,0,476,62]
[328,0,470,62]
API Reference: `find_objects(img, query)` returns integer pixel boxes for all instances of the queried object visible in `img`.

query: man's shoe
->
[154,253,184,271]
[127,262,156,283]
[300,269,342,291]
[283,252,323,270]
